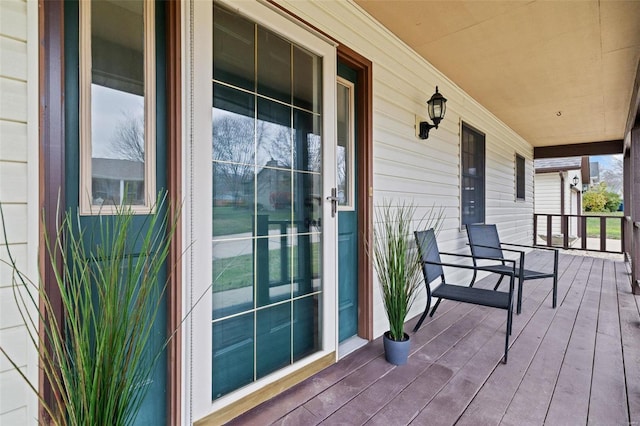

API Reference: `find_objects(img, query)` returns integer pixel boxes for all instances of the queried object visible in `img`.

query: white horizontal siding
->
[276,0,536,338]
[535,173,561,214]
[0,0,38,424]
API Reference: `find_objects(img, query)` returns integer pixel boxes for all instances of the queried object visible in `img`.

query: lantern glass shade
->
[427,86,447,128]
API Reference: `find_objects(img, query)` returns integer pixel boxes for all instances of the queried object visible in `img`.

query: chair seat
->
[432,283,511,310]
[483,264,554,280]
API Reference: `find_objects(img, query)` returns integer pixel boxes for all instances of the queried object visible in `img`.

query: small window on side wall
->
[461,122,485,226]
[516,154,526,201]
[79,0,155,214]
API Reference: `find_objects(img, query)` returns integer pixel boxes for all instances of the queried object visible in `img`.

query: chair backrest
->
[414,229,444,286]
[466,224,504,260]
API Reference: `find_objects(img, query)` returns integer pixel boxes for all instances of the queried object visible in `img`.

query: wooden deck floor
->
[228,252,640,425]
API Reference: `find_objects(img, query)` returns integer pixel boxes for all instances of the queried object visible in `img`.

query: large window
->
[461,123,485,225]
[516,154,526,200]
[211,4,323,400]
[79,0,155,214]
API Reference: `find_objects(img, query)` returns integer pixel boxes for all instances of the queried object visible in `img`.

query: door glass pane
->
[213,84,256,239]
[213,4,255,90]
[257,27,291,103]
[212,5,323,400]
[336,80,354,207]
[212,313,254,399]
[256,303,292,378]
[293,110,321,173]
[257,98,291,170]
[212,239,254,320]
[293,46,321,112]
[90,0,146,207]
[293,295,321,361]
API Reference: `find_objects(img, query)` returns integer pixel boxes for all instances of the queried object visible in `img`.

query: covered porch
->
[229,250,639,425]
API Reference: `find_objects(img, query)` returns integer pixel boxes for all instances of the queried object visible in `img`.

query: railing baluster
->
[600,216,607,252]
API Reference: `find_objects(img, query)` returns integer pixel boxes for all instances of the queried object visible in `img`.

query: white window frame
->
[79,0,156,215]
[336,77,355,211]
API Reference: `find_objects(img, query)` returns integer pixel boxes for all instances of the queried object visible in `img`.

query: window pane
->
[212,239,254,319]
[293,46,321,112]
[336,82,351,205]
[212,161,255,238]
[257,98,291,169]
[213,4,255,90]
[516,155,525,200]
[293,295,321,361]
[256,303,292,378]
[90,0,146,206]
[213,84,255,166]
[461,124,485,225]
[212,313,254,399]
[256,234,292,307]
[293,110,321,173]
[257,28,291,103]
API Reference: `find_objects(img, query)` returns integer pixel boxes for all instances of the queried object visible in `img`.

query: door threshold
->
[338,335,368,359]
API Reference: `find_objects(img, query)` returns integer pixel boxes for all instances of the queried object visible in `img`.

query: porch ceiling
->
[354,0,640,148]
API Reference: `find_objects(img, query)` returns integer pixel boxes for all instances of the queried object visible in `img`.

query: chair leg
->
[552,275,558,309]
[493,275,505,290]
[469,269,478,288]
[504,307,512,364]
[429,298,442,317]
[516,279,524,315]
[413,293,431,332]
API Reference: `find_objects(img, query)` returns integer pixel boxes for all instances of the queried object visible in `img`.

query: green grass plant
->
[0,194,178,426]
[372,201,444,342]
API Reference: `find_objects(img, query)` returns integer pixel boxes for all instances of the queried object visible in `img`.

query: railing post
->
[546,215,553,247]
[600,216,607,252]
[533,214,538,245]
[581,215,587,250]
[562,215,569,249]
[621,216,626,255]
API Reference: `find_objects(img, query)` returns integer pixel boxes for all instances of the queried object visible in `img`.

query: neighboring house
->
[534,156,589,244]
[92,157,145,205]
[590,160,601,186]
[0,1,638,425]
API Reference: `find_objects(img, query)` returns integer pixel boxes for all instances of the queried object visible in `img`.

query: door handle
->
[326,188,338,218]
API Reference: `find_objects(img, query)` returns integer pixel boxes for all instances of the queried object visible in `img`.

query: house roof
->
[534,157,582,172]
[355,1,640,149]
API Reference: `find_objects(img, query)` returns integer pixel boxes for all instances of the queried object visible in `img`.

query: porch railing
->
[533,213,625,254]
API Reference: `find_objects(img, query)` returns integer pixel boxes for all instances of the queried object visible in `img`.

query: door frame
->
[337,45,373,340]
[38,1,183,423]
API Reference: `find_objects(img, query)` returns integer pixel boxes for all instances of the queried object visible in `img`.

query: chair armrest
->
[439,251,516,264]
[499,241,559,253]
[423,260,516,277]
[466,243,525,255]
[424,253,516,276]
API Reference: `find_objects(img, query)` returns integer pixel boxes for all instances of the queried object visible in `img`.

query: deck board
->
[227,252,638,426]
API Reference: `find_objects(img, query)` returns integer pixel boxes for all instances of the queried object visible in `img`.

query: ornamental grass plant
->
[373,200,443,341]
[0,194,178,426]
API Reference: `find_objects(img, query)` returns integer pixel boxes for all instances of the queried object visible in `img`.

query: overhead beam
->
[534,140,623,159]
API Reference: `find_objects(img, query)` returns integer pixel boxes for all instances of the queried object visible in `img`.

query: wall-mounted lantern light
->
[571,175,579,187]
[418,86,447,139]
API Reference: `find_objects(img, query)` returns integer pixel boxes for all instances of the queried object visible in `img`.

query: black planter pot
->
[383,331,410,365]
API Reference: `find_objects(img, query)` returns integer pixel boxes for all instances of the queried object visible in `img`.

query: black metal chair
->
[466,224,559,315]
[413,229,516,363]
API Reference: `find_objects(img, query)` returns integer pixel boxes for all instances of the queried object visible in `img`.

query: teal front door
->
[64,1,168,423]
[338,63,359,342]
